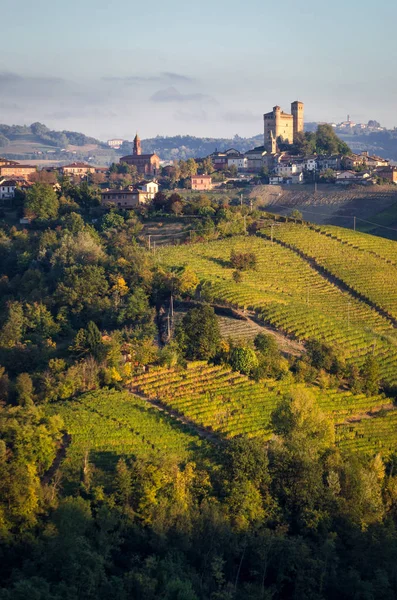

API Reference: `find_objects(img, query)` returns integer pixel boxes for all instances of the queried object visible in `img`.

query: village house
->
[208,151,228,171]
[342,152,389,170]
[0,179,18,200]
[244,146,272,173]
[0,162,37,178]
[335,171,373,185]
[191,175,212,191]
[140,181,158,200]
[107,139,124,149]
[101,188,151,208]
[0,178,32,200]
[274,161,300,176]
[317,155,342,171]
[59,162,96,176]
[376,166,397,184]
[227,153,248,171]
[359,151,389,168]
[269,172,304,185]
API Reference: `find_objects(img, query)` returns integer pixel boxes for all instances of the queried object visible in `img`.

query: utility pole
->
[347,300,350,330]
[353,216,356,231]
[314,166,317,194]
[240,193,243,207]
[153,240,156,254]
[243,215,247,235]
[166,315,171,339]
[271,223,274,244]
[170,293,174,317]
[148,235,151,251]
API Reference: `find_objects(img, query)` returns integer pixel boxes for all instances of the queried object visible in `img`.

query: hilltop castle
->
[264,101,304,152]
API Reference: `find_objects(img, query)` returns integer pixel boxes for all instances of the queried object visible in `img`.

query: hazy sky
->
[1,0,396,140]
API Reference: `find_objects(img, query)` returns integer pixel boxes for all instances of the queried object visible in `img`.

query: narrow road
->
[42,432,71,485]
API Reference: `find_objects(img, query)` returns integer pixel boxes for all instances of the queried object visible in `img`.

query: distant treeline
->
[119,134,264,160]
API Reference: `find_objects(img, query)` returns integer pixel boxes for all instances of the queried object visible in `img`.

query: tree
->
[24,183,59,220]
[202,157,214,175]
[289,209,302,221]
[0,302,25,348]
[101,211,125,231]
[229,346,259,376]
[70,321,103,359]
[178,305,220,360]
[15,373,34,406]
[361,354,380,396]
[230,250,257,271]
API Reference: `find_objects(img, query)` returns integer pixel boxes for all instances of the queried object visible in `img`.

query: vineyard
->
[310,224,397,266]
[262,222,397,321]
[159,236,397,385]
[54,389,207,479]
[131,362,397,454]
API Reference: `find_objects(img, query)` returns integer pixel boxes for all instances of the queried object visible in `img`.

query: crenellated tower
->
[291,101,304,139]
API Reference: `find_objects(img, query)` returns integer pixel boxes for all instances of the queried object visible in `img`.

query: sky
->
[1,0,396,141]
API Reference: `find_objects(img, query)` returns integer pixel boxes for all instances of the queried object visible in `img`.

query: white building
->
[140,181,158,200]
[274,162,300,176]
[305,158,317,171]
[107,139,124,149]
[0,179,18,199]
[227,155,248,170]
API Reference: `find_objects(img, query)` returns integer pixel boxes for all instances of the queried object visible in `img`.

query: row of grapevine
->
[263,223,397,321]
[54,389,207,476]
[336,410,397,455]
[132,363,394,445]
[312,224,397,266]
[159,236,397,385]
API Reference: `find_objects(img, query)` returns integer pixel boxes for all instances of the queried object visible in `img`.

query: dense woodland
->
[0,177,397,600]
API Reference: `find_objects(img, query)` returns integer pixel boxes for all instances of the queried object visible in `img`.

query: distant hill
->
[0,122,104,150]
[2,120,397,164]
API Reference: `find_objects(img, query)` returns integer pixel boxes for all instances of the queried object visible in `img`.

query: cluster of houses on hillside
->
[208,147,396,186]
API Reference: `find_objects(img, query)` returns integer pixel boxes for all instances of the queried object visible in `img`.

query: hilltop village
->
[1,101,397,212]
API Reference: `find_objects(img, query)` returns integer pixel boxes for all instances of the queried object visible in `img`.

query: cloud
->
[150,86,215,103]
[102,72,195,85]
[0,72,63,88]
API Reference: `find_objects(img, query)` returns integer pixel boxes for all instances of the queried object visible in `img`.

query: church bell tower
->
[133,133,141,156]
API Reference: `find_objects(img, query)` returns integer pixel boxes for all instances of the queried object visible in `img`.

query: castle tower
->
[133,133,141,156]
[291,101,304,139]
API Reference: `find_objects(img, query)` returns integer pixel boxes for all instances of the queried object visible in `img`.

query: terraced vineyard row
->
[313,224,397,266]
[54,390,207,475]
[336,410,397,455]
[264,223,397,321]
[159,236,397,385]
[132,363,395,448]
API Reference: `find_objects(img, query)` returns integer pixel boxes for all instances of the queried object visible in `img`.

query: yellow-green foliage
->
[54,389,207,477]
[132,362,397,454]
[159,236,397,386]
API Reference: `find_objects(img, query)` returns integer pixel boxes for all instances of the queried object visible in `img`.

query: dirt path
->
[129,388,222,444]
[233,309,305,356]
[42,432,71,485]
[338,403,395,425]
